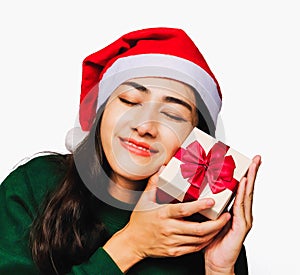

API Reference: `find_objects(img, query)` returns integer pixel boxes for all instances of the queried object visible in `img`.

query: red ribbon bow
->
[175,141,238,201]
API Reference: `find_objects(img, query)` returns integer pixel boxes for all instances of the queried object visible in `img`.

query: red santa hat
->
[66,27,222,152]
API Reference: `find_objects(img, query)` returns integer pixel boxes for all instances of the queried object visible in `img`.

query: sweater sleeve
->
[69,248,123,275]
[0,163,40,274]
[0,156,123,275]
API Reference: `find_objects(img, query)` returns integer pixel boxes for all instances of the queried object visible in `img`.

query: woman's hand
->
[204,155,262,275]
[103,170,231,273]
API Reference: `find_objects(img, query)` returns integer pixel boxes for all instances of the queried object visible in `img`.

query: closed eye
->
[161,112,187,122]
[119,97,140,106]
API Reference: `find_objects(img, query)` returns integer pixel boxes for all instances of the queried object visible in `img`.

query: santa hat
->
[65,27,222,152]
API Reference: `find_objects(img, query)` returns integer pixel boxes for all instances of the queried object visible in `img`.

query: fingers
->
[232,177,247,224]
[232,155,262,232]
[166,199,215,219]
[148,214,232,256]
[159,231,216,250]
[158,243,210,258]
[170,212,231,237]
[244,155,262,224]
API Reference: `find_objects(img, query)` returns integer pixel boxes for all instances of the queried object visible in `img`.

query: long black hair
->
[29,87,215,275]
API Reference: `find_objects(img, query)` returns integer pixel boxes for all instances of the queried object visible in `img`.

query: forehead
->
[114,77,196,104]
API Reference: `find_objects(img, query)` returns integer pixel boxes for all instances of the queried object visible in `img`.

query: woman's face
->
[100,77,198,182]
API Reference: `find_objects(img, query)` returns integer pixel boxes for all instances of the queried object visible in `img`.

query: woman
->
[0,27,261,274]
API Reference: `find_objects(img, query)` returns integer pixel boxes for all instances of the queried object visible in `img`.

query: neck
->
[107,173,146,204]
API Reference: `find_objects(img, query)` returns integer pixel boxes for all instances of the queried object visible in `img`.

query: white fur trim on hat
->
[65,127,88,152]
[97,54,221,125]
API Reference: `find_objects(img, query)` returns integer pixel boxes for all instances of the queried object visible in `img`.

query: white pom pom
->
[65,127,88,152]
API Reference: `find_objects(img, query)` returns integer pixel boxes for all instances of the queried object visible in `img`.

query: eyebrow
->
[164,96,192,111]
[122,81,192,112]
[122,81,149,93]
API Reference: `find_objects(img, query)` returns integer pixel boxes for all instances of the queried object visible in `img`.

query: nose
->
[130,107,159,138]
[133,120,159,138]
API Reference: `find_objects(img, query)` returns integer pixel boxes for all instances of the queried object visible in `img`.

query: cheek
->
[101,104,127,136]
[101,112,112,141]
[100,106,120,151]
[160,123,193,162]
[100,104,134,164]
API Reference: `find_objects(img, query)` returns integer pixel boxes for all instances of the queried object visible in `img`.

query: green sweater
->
[0,154,248,274]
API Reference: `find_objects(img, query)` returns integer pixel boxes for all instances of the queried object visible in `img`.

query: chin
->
[124,169,157,180]
[113,164,159,181]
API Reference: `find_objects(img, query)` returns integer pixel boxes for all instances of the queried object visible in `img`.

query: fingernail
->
[206,198,215,206]
[225,212,231,221]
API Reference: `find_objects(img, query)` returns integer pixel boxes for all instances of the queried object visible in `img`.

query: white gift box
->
[157,127,252,220]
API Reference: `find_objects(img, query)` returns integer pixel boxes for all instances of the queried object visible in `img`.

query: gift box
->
[156,127,252,220]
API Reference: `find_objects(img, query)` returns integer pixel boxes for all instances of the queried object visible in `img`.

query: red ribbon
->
[174,140,238,201]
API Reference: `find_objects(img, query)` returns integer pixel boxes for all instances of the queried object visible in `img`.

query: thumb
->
[142,170,159,200]
[144,165,165,193]
[135,166,165,210]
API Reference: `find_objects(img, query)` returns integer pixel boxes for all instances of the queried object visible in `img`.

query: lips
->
[119,137,159,157]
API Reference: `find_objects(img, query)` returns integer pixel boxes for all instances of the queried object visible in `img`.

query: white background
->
[1,1,299,274]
